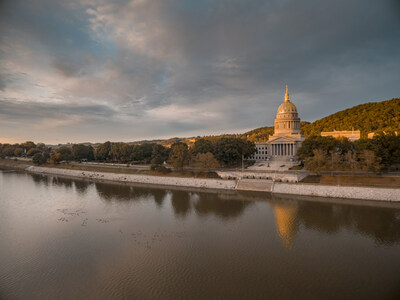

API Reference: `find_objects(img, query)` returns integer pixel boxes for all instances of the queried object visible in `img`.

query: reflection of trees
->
[94,182,151,201]
[169,190,252,220]
[51,176,73,189]
[170,190,191,217]
[296,201,400,245]
[31,173,49,186]
[74,180,91,194]
[193,192,252,220]
[152,189,166,207]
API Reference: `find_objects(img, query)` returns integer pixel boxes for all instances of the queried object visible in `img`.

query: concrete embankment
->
[273,183,400,202]
[25,166,236,190]
[19,165,400,202]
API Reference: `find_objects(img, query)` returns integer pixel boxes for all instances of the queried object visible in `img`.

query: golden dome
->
[277,101,298,115]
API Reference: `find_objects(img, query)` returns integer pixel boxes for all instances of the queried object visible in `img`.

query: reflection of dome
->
[272,202,299,248]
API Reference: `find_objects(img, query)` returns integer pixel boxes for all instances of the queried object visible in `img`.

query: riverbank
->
[1,159,399,202]
[24,165,400,202]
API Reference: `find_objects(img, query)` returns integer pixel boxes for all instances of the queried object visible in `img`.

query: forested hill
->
[243,98,400,141]
[301,98,400,138]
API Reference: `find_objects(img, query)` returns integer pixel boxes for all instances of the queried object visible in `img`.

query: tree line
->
[297,132,400,173]
[1,137,256,169]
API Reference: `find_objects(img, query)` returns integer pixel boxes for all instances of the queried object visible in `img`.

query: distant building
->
[248,85,304,162]
[321,129,360,141]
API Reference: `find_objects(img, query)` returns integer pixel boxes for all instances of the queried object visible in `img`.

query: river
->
[1,170,400,299]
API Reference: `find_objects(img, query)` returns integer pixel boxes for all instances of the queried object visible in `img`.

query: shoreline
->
[23,165,400,202]
[1,160,399,202]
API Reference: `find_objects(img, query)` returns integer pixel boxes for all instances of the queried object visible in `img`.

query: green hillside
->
[242,98,400,140]
[301,98,400,138]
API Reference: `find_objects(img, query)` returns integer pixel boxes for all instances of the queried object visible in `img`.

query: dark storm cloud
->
[0,0,399,142]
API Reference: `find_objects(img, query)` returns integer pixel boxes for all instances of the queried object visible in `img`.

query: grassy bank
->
[0,159,220,179]
[301,174,400,188]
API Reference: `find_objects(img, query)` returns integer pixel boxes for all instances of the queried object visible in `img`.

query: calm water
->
[1,170,400,299]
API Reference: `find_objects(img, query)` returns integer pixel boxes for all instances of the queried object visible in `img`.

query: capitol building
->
[249,86,304,165]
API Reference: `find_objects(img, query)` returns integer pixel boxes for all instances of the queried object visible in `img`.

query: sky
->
[1,0,399,144]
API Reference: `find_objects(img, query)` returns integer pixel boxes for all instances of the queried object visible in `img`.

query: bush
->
[150,164,171,173]
[32,153,48,165]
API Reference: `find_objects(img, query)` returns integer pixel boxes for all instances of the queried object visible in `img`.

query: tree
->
[151,144,169,165]
[72,144,94,161]
[213,138,256,166]
[22,141,36,151]
[95,141,111,161]
[2,146,16,157]
[32,152,48,165]
[14,148,24,157]
[55,146,73,162]
[297,136,337,160]
[305,149,328,173]
[50,152,63,164]
[360,150,382,174]
[169,142,189,169]
[192,139,213,155]
[190,152,220,169]
[344,151,359,174]
[26,148,41,157]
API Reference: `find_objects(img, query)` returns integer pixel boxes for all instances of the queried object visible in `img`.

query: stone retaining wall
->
[273,183,400,202]
[23,166,400,202]
[217,171,307,183]
[26,166,236,190]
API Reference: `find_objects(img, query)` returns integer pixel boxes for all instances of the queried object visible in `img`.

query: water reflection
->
[31,173,49,186]
[171,190,191,217]
[95,182,151,201]
[27,174,400,245]
[152,189,167,207]
[52,176,73,188]
[74,180,92,194]
[269,197,400,247]
[270,200,299,248]
[193,192,252,219]
[1,171,400,299]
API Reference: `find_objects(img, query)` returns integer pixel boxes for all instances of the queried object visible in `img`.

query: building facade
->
[248,85,304,162]
[321,129,360,141]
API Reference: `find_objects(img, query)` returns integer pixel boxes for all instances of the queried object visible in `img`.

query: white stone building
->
[248,85,304,164]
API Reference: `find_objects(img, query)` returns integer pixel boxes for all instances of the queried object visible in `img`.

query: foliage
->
[72,144,94,161]
[301,98,400,138]
[169,142,190,169]
[190,152,220,169]
[26,148,41,157]
[13,148,24,157]
[191,138,213,155]
[95,141,112,161]
[213,138,256,166]
[150,164,171,173]
[50,153,63,164]
[32,152,49,165]
[55,146,73,162]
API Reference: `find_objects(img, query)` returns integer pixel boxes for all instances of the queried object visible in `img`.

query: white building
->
[248,85,304,163]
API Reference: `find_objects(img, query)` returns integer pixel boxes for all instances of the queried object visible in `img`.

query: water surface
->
[1,170,400,299]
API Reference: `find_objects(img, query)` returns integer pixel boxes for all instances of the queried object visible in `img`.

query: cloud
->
[0,0,399,143]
